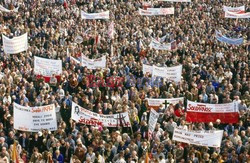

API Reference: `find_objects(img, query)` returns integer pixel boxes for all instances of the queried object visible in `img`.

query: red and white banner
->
[139,8,174,16]
[173,128,223,148]
[223,5,245,13]
[148,109,159,139]
[158,0,191,2]
[186,101,239,123]
[81,11,109,19]
[225,11,250,19]
[147,97,184,109]
[71,102,131,127]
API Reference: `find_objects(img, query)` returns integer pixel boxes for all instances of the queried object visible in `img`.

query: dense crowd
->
[0,0,249,162]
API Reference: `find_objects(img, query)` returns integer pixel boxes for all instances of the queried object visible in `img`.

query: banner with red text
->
[14,103,57,132]
[81,11,109,19]
[71,102,131,127]
[186,101,239,123]
[225,11,250,18]
[173,127,223,148]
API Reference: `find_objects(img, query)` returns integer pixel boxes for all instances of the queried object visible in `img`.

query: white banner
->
[2,33,28,54]
[0,5,18,12]
[34,56,62,77]
[81,11,109,19]
[149,39,172,50]
[142,65,182,82]
[71,102,131,127]
[223,5,245,12]
[14,103,57,132]
[147,97,184,107]
[187,101,238,113]
[143,64,154,74]
[173,128,223,148]
[148,109,159,138]
[139,8,174,16]
[158,0,191,2]
[225,11,250,18]
[81,55,106,69]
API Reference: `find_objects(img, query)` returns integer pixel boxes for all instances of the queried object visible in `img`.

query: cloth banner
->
[173,127,223,148]
[81,55,106,69]
[143,64,154,74]
[2,33,28,54]
[14,103,57,132]
[142,65,182,83]
[225,11,250,18]
[148,109,159,139]
[81,10,109,19]
[0,4,18,12]
[186,100,239,123]
[223,5,245,12]
[216,31,243,45]
[150,39,176,50]
[34,56,62,77]
[147,97,184,109]
[71,102,131,127]
[139,8,174,16]
[158,0,191,2]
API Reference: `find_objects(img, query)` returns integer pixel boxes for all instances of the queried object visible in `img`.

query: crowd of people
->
[0,0,249,162]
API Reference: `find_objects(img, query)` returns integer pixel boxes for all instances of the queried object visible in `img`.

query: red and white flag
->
[186,101,239,123]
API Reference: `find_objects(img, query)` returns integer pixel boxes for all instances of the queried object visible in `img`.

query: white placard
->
[173,128,223,148]
[149,39,172,50]
[223,5,245,12]
[81,55,106,69]
[139,8,174,16]
[148,109,159,138]
[187,101,238,113]
[34,56,62,77]
[14,103,57,132]
[81,11,109,19]
[71,102,131,127]
[147,97,184,107]
[2,33,28,54]
[143,64,154,74]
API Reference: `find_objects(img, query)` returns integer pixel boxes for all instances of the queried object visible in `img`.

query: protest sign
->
[148,109,159,139]
[0,4,18,12]
[223,5,245,12]
[158,0,191,2]
[225,11,250,18]
[71,102,131,127]
[147,97,184,109]
[81,55,106,69]
[216,30,243,45]
[14,103,57,132]
[81,11,109,19]
[34,56,62,77]
[139,8,174,16]
[186,100,239,123]
[2,33,28,54]
[173,127,223,148]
